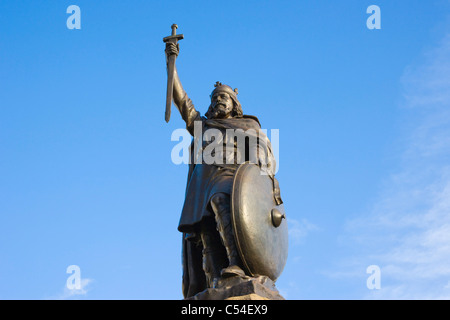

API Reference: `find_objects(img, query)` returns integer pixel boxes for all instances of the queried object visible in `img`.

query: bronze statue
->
[163,25,288,300]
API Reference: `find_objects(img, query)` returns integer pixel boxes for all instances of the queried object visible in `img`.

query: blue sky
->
[1,0,450,299]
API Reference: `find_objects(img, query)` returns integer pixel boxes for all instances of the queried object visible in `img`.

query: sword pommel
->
[171,24,178,36]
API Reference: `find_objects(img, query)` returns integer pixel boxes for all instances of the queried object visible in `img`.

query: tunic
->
[176,94,274,234]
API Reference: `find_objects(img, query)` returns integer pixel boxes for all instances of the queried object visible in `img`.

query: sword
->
[163,24,184,123]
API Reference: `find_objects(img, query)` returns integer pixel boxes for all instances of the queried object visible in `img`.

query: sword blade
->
[165,54,176,123]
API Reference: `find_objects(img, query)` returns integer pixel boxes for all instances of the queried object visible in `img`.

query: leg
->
[200,218,227,288]
[210,193,245,277]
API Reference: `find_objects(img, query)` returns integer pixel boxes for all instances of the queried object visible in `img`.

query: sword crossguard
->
[163,24,184,43]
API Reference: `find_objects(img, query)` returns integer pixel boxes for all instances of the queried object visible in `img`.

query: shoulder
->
[242,115,261,128]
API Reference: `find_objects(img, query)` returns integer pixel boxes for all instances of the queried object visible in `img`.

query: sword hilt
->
[163,24,184,43]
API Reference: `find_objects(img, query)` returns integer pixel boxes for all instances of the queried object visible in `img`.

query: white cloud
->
[340,30,450,299]
[288,218,319,245]
[47,278,94,300]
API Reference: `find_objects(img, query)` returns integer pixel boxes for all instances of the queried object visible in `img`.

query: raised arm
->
[165,42,201,134]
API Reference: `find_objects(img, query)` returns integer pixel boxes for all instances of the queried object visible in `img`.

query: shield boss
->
[231,163,288,281]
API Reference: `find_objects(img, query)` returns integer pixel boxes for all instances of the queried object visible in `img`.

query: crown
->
[211,81,238,98]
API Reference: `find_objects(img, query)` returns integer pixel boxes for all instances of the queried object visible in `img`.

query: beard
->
[211,103,232,119]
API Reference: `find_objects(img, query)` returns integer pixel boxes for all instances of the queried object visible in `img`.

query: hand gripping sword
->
[163,24,184,123]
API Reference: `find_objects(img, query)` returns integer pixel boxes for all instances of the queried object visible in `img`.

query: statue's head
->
[205,81,243,119]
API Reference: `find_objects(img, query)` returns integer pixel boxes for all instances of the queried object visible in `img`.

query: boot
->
[200,221,228,288]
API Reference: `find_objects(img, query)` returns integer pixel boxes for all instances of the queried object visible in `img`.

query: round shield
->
[231,163,288,281]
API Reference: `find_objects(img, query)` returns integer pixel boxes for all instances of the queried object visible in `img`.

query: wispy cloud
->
[288,218,319,246]
[339,30,450,299]
[47,278,94,300]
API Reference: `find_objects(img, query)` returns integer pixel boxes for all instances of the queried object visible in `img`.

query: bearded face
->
[210,92,234,119]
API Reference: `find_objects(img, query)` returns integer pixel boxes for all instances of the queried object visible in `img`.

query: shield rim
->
[231,162,288,280]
